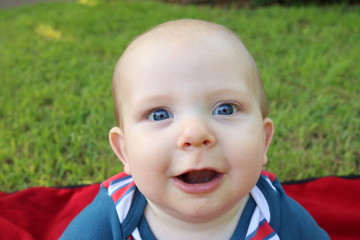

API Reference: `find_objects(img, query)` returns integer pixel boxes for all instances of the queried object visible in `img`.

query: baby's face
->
[111,33,273,223]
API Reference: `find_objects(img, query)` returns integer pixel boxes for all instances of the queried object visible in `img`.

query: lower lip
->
[172,174,224,194]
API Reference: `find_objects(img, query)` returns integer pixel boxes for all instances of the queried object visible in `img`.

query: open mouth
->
[177,169,221,184]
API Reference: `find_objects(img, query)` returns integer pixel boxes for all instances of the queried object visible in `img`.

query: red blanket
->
[1,176,359,240]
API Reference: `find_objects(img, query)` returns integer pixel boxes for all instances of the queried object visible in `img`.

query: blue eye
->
[213,103,236,115]
[148,109,173,121]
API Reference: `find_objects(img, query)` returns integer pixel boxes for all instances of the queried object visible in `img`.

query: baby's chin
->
[149,193,243,224]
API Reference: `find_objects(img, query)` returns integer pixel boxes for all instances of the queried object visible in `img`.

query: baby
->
[61,19,329,239]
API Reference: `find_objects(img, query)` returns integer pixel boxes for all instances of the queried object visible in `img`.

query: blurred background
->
[1,0,359,192]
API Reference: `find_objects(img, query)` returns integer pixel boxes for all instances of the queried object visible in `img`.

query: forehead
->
[118,24,254,90]
[124,21,248,63]
[120,46,257,118]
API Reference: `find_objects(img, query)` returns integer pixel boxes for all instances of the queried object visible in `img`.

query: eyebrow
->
[133,94,173,105]
[130,94,174,114]
[132,88,253,106]
[206,88,252,100]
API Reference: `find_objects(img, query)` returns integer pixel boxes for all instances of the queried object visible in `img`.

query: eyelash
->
[145,101,242,121]
[212,102,242,116]
[147,108,173,121]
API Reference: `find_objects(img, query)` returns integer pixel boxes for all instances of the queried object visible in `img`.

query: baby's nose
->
[176,118,216,150]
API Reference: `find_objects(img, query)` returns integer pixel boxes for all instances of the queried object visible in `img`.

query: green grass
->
[1,1,359,192]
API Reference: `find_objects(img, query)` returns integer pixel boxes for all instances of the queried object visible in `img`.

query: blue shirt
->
[60,172,330,240]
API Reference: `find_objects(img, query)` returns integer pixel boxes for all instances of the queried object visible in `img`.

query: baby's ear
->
[262,117,275,165]
[109,127,131,175]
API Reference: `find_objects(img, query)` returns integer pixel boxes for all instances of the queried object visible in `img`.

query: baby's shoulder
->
[255,171,330,239]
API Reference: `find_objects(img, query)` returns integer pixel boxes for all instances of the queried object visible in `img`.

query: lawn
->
[0,0,359,192]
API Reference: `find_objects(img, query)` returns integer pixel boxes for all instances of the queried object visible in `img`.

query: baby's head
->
[109,19,274,224]
[112,19,269,127]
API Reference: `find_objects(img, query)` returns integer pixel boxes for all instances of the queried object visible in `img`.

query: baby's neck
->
[144,195,249,240]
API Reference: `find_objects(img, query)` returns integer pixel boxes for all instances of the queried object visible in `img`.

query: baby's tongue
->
[180,170,217,184]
